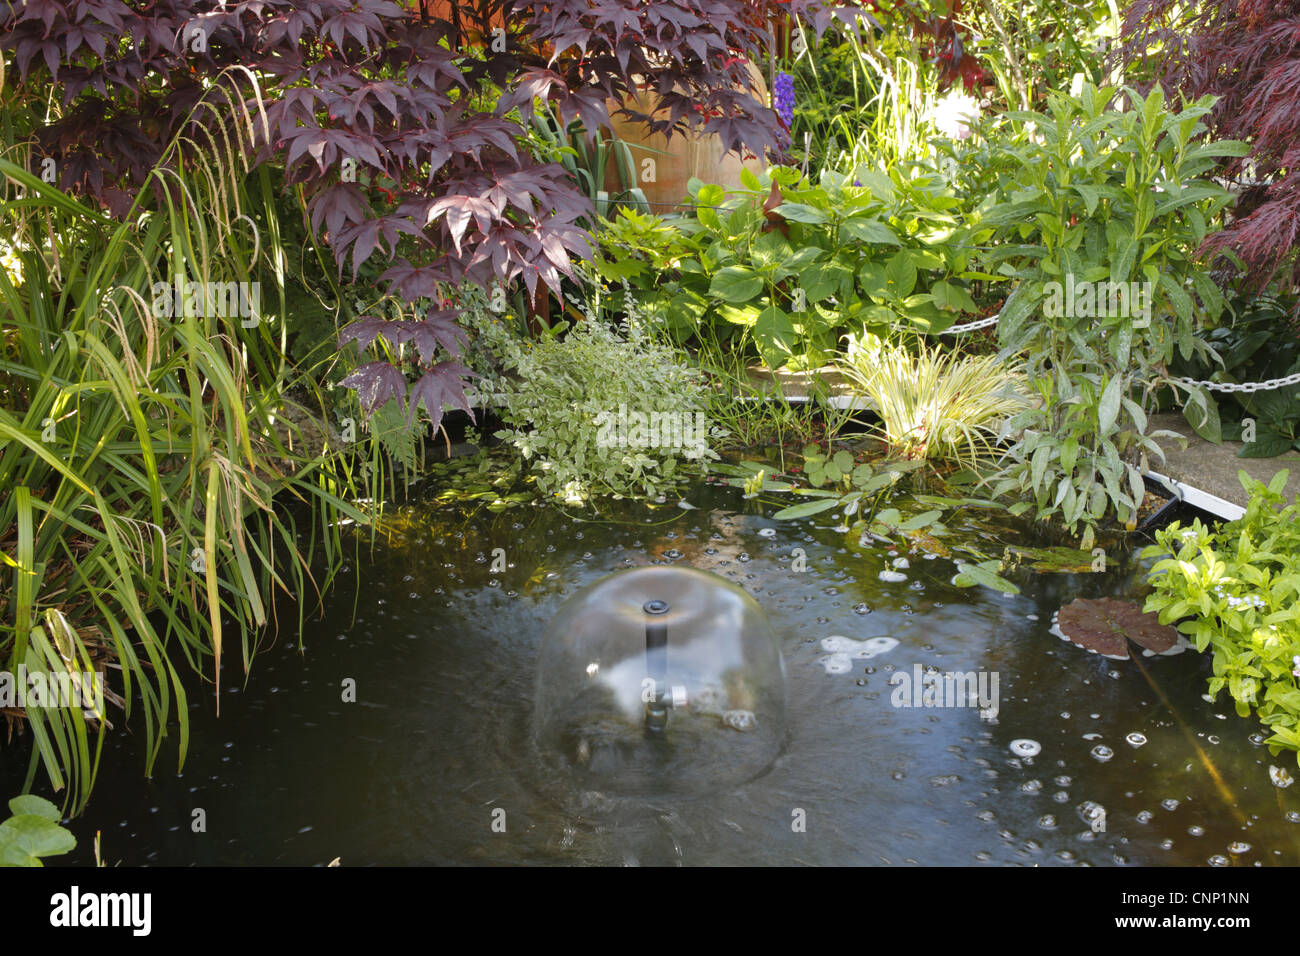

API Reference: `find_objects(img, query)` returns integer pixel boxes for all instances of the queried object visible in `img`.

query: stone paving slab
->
[1148,412,1299,510]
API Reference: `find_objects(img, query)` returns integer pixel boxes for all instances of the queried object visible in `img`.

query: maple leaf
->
[407,361,477,429]
[340,361,409,415]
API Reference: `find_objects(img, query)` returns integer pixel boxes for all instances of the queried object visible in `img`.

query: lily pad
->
[1052,598,1181,660]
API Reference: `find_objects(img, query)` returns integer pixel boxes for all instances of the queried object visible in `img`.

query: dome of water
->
[534,566,786,794]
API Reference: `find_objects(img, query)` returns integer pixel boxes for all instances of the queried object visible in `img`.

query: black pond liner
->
[1136,474,1211,535]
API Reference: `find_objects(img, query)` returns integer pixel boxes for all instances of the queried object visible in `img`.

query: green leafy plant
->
[593,162,996,370]
[840,330,1027,467]
[1142,470,1300,763]
[481,312,720,502]
[983,81,1249,546]
[0,794,75,867]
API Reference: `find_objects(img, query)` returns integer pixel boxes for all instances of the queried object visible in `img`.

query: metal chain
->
[1171,370,1300,394]
[935,310,1300,392]
[938,314,1000,334]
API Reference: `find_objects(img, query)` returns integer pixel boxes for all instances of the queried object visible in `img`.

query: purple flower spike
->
[773,72,795,129]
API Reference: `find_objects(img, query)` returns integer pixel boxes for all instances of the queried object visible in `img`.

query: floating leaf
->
[1053,598,1180,660]
[1003,545,1100,574]
[773,498,842,520]
[952,559,1020,594]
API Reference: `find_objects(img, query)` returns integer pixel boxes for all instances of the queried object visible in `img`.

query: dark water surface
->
[20,478,1300,866]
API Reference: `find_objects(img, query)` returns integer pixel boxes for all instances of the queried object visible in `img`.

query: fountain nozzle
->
[643,599,685,733]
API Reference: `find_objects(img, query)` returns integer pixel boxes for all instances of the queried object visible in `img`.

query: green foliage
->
[782,0,1124,174]
[0,105,372,813]
[1165,292,1300,456]
[592,162,994,370]
[1142,470,1300,762]
[839,330,1027,466]
[482,314,720,502]
[522,99,651,222]
[983,82,1249,546]
[0,795,75,866]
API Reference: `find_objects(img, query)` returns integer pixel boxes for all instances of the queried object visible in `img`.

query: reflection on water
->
[13,477,1300,866]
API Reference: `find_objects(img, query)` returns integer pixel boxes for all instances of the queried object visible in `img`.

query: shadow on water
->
[11,475,1300,866]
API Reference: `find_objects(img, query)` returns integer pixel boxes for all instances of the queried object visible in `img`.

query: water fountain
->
[534,566,787,794]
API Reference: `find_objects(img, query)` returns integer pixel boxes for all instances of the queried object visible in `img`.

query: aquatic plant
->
[1142,470,1300,763]
[1051,598,1183,660]
[0,795,75,867]
[839,330,1027,468]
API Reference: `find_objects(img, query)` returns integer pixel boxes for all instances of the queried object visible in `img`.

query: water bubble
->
[818,653,853,675]
[1136,810,1153,824]
[1038,815,1057,829]
[757,528,776,538]
[976,810,996,822]
[853,603,872,615]
[1188,825,1204,836]
[737,553,751,563]
[1090,745,1114,762]
[878,570,908,583]
[1010,739,1041,758]
[1021,779,1042,793]
[1160,839,1174,850]
[1054,791,1070,803]
[663,549,683,561]
[1270,765,1295,788]
[1162,798,1180,811]
[1054,775,1072,786]
[1207,854,1229,867]
[1126,732,1147,748]
[892,557,910,569]
[691,686,726,716]
[1228,841,1251,854]
[1248,732,1267,746]
[1285,811,1300,824]
[722,710,756,732]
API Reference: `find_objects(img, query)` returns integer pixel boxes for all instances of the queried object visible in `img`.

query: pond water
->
[20,474,1300,866]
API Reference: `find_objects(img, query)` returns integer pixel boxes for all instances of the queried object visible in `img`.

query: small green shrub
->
[982,82,1249,546]
[1142,470,1300,763]
[482,316,720,503]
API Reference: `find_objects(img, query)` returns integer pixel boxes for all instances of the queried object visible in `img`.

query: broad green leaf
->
[773,497,843,520]
[709,265,763,303]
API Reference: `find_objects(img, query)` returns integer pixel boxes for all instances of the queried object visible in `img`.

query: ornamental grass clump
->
[839,331,1027,468]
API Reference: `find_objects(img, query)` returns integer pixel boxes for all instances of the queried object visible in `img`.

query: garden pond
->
[16,470,1300,867]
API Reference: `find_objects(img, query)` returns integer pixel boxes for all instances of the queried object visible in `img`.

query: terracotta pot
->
[603,61,770,213]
